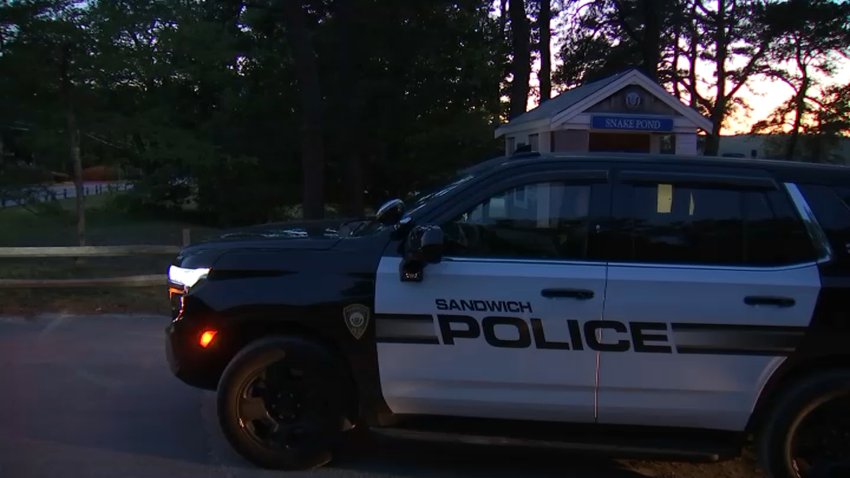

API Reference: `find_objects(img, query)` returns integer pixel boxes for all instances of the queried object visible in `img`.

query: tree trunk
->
[60,44,85,246]
[538,0,551,102]
[704,0,728,156]
[281,0,325,219]
[335,0,364,217]
[671,10,682,101]
[68,115,85,246]
[687,1,699,109]
[492,0,509,129]
[500,0,508,39]
[508,0,530,119]
[641,0,662,80]
[786,75,809,162]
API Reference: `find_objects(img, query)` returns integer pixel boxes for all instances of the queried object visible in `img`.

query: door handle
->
[744,296,796,308]
[541,288,595,300]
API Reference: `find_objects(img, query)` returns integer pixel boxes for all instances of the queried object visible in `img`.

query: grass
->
[0,192,220,316]
[0,194,220,246]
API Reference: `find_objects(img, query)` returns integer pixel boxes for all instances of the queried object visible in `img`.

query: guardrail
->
[0,229,189,288]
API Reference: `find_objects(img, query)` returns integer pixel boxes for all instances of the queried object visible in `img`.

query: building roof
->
[501,71,631,126]
[495,68,713,138]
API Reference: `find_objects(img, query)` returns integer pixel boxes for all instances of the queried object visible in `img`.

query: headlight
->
[168,265,210,288]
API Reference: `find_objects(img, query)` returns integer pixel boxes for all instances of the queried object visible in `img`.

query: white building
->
[495,69,713,156]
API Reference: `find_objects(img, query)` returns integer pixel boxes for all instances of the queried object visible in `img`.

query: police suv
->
[165,153,850,478]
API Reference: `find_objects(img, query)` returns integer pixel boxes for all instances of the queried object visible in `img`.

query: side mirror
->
[375,199,405,226]
[400,225,444,282]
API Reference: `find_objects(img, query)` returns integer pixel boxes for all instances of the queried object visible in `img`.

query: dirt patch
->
[623,449,764,478]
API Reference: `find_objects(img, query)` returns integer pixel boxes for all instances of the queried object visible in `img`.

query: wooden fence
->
[0,229,189,288]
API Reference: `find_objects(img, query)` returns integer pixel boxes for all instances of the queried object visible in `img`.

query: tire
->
[758,370,850,478]
[216,336,352,470]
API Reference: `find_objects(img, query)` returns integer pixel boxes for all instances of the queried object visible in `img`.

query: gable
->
[495,69,713,138]
[585,86,681,116]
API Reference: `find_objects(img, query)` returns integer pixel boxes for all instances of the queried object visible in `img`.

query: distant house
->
[495,69,713,156]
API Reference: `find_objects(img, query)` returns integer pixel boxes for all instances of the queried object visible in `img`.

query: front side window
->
[618,181,815,266]
[442,182,592,260]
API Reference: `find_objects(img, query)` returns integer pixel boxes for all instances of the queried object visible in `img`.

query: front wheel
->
[216,337,351,470]
[759,370,850,478]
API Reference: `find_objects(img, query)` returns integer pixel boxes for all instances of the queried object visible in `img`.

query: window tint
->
[744,190,816,265]
[620,181,815,266]
[442,182,591,260]
[629,184,743,265]
[800,184,850,262]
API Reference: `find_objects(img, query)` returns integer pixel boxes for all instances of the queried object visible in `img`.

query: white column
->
[505,137,515,155]
[650,134,661,154]
[675,133,697,155]
[539,131,551,152]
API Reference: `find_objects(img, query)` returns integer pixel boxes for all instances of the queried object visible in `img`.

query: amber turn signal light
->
[199,330,218,348]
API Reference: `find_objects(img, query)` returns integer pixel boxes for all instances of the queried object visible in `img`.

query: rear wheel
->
[759,370,850,478]
[217,337,351,470]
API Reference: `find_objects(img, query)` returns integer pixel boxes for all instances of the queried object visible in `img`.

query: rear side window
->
[628,184,742,265]
[744,189,817,265]
[614,180,816,266]
[799,184,850,262]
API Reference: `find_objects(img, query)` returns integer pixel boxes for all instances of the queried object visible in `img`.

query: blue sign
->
[591,115,674,132]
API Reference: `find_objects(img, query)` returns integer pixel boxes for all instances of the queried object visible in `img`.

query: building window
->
[506,137,516,154]
[660,134,676,154]
[529,134,540,152]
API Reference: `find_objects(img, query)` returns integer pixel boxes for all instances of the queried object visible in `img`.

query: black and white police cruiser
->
[165,152,850,478]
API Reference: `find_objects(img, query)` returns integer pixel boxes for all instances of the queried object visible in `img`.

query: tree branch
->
[678,75,709,106]
[726,41,768,99]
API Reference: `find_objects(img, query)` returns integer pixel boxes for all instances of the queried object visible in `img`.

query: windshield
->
[403,174,476,218]
[346,173,476,237]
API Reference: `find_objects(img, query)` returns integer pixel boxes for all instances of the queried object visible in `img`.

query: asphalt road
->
[0,314,730,478]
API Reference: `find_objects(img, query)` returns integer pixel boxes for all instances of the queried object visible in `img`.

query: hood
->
[216,218,355,241]
[174,217,374,268]
[186,218,373,253]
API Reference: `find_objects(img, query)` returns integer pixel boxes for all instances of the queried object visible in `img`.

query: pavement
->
[0,314,737,478]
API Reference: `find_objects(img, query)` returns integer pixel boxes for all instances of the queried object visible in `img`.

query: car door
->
[597,168,823,431]
[374,168,609,423]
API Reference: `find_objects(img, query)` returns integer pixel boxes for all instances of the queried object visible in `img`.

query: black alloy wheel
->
[237,360,338,452]
[789,395,850,478]
[217,338,350,470]
[759,370,850,478]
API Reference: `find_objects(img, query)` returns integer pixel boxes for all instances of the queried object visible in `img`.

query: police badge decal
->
[343,304,370,340]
